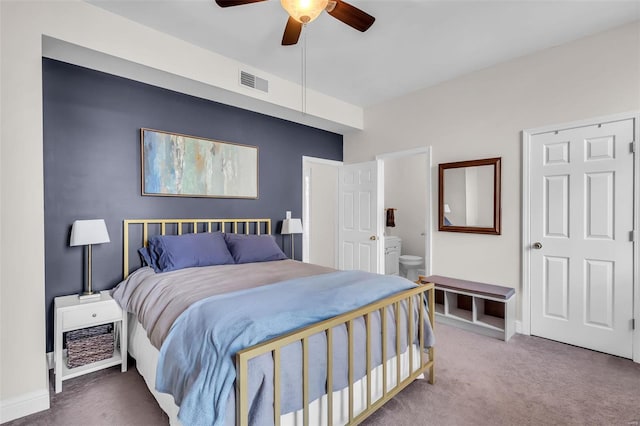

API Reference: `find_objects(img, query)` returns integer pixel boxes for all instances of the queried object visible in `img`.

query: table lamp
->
[70,219,110,299]
[281,211,303,259]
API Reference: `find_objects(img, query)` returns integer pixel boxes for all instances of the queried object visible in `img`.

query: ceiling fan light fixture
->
[280,0,329,24]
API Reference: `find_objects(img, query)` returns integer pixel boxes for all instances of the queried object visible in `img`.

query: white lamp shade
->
[70,219,111,246]
[281,0,328,23]
[281,218,303,234]
[444,204,452,214]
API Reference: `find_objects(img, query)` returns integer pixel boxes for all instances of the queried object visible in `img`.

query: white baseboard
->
[0,389,50,424]
[515,320,523,334]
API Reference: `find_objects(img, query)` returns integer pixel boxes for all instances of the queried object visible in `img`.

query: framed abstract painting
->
[141,128,258,199]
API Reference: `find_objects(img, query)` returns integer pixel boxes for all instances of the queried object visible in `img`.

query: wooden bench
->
[418,275,516,341]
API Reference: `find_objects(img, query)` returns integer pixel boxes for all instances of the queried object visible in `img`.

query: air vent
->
[240,70,268,93]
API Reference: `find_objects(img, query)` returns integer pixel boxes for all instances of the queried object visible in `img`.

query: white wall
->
[0,0,360,421]
[384,154,428,260]
[0,2,49,420]
[345,22,640,320]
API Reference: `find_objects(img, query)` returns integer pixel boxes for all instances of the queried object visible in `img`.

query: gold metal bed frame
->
[123,218,435,426]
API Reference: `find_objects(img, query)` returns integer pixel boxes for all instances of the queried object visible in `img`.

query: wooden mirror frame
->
[438,157,501,235]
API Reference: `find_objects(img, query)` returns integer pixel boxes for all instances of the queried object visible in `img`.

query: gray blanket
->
[112,260,334,349]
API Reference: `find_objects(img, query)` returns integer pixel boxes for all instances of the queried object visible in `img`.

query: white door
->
[302,158,341,268]
[530,119,635,358]
[339,161,382,273]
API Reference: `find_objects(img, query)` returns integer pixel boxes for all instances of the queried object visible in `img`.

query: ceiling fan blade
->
[282,17,303,46]
[215,0,268,7]
[327,0,375,32]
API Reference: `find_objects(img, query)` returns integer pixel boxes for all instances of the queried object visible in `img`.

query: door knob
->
[370,235,378,241]
[532,242,542,249]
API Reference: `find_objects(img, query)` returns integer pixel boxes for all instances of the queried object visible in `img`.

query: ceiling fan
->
[215,0,375,46]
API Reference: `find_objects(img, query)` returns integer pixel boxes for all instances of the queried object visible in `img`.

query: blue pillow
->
[138,247,155,269]
[223,233,287,264]
[146,232,235,273]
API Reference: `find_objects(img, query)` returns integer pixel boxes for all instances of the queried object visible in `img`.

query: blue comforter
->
[156,270,433,426]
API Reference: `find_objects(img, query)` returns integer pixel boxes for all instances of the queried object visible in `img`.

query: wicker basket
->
[66,324,114,368]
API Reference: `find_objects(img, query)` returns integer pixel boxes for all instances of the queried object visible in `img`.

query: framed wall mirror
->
[438,157,501,235]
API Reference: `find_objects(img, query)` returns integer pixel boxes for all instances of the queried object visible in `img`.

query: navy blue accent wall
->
[43,58,342,352]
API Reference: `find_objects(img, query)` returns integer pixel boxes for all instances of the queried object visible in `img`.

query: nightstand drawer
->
[62,302,122,330]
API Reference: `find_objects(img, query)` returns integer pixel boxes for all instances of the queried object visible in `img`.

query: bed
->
[113,218,435,426]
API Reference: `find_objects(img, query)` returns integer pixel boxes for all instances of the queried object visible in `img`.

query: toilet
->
[399,255,423,281]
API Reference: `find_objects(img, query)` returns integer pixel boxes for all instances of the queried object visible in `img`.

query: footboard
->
[235,282,435,426]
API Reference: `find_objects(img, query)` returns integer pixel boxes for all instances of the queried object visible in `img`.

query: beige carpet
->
[7,324,640,426]
[364,325,640,426]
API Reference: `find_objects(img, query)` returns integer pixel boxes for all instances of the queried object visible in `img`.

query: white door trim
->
[521,111,639,363]
[375,146,433,276]
[302,156,342,265]
[302,156,343,167]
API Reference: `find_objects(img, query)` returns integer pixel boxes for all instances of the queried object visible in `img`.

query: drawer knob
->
[92,313,97,318]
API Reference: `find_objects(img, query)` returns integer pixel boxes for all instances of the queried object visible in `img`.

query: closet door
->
[529,118,635,358]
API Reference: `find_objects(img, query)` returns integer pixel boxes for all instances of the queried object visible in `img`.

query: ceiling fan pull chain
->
[301,28,307,115]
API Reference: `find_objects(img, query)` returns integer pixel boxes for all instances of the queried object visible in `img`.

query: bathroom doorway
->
[302,156,342,268]
[377,147,432,278]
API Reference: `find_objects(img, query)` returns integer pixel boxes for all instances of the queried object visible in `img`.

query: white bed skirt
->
[128,313,422,426]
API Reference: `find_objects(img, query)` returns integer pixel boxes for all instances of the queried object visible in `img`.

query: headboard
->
[123,218,272,278]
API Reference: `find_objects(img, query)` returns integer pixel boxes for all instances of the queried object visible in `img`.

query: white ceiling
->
[87,0,639,107]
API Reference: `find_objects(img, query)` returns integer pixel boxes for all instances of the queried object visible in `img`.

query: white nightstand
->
[54,292,127,393]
